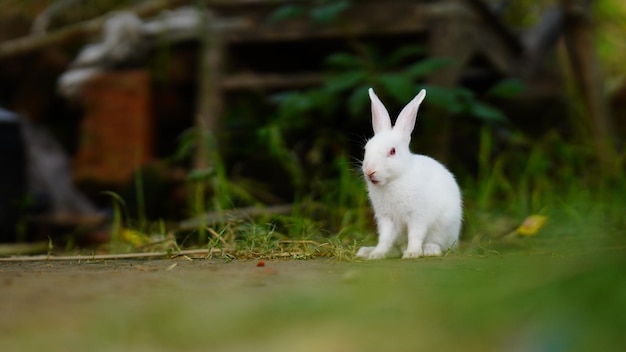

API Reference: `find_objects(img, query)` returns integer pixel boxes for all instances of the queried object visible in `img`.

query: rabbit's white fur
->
[357,88,462,260]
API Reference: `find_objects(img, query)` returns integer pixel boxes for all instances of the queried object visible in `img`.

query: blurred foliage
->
[164,0,623,250]
[256,44,524,211]
[271,47,516,125]
[595,0,626,90]
[496,0,559,29]
[493,0,626,90]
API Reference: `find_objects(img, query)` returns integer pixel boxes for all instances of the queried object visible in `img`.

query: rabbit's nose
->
[365,170,379,184]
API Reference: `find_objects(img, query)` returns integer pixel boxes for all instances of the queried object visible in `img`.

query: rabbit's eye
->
[388,147,396,156]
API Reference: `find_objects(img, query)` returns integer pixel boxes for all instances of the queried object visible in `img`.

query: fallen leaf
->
[517,215,547,236]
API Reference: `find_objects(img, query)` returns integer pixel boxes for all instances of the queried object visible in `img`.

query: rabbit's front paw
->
[366,249,389,260]
[356,246,375,258]
[402,248,424,259]
[423,243,443,256]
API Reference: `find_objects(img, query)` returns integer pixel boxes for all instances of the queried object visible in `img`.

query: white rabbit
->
[356,88,462,260]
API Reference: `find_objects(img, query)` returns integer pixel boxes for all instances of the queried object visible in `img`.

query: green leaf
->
[358,45,382,68]
[271,92,312,117]
[324,52,363,69]
[258,124,286,156]
[272,89,336,121]
[468,101,509,123]
[186,168,216,182]
[377,73,414,102]
[385,46,427,67]
[265,5,306,24]
[420,86,507,123]
[173,129,196,161]
[486,79,526,98]
[307,89,335,115]
[420,85,464,114]
[310,1,351,24]
[270,91,299,106]
[348,86,370,116]
[454,87,476,101]
[406,58,454,78]
[325,70,366,93]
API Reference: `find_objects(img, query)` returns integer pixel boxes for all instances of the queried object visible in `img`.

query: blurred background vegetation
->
[0,0,623,256]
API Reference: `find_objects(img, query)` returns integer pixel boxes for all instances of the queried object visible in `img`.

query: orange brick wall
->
[73,70,152,185]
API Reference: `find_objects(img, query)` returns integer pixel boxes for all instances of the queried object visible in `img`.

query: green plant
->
[258,45,523,247]
[101,191,128,245]
[261,46,523,217]
[271,47,516,125]
[133,165,147,231]
[174,126,262,243]
[266,0,352,25]
[461,117,625,254]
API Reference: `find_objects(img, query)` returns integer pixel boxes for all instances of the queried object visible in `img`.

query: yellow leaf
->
[120,228,150,247]
[516,215,547,236]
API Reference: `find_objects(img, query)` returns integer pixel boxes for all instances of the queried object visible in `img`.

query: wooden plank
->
[0,249,216,261]
[221,72,323,90]
[0,0,188,61]
[220,1,434,43]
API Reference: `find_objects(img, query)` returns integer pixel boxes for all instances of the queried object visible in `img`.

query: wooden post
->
[190,9,224,237]
[194,10,222,171]
[561,0,618,176]
[426,1,474,163]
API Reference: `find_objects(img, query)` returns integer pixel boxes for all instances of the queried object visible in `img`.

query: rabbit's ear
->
[369,88,391,134]
[394,89,426,139]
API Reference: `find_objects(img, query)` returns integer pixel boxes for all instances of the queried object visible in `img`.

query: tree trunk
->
[561,0,618,176]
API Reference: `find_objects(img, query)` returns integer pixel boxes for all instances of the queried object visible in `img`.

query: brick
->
[73,70,152,185]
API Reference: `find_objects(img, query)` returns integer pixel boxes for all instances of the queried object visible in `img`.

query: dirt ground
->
[0,257,366,351]
[1,248,624,351]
